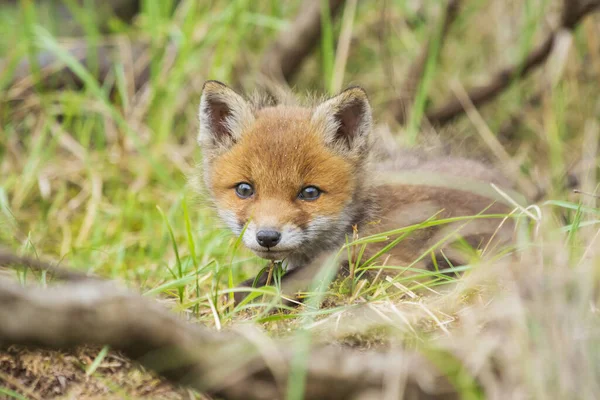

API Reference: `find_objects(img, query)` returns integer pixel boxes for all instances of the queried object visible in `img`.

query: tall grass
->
[0,0,599,398]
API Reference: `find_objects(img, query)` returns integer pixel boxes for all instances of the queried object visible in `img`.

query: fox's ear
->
[198,81,254,150]
[312,86,372,154]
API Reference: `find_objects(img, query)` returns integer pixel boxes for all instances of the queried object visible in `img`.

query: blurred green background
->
[0,0,599,398]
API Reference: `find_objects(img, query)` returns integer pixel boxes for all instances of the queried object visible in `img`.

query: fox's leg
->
[234,252,348,306]
[233,270,268,305]
[233,265,311,306]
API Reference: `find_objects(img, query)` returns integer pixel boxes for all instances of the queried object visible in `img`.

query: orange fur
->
[209,106,356,228]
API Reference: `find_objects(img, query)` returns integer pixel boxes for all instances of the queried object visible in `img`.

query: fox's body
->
[198,81,516,299]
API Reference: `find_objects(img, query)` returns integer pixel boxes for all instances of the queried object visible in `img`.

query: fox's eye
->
[235,182,254,199]
[298,186,321,201]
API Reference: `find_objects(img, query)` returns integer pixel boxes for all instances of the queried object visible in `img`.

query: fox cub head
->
[198,81,374,268]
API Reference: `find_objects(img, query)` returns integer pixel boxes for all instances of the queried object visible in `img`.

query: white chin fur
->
[241,222,304,253]
[251,249,290,261]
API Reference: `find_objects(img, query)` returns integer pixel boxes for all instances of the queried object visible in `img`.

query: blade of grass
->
[157,205,184,302]
[320,0,335,93]
[0,387,30,400]
[405,2,447,144]
[86,345,110,376]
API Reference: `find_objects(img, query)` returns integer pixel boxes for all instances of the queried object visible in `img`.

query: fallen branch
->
[0,248,97,282]
[4,39,149,98]
[2,0,141,33]
[7,0,343,98]
[402,0,600,126]
[0,275,457,399]
[260,0,347,84]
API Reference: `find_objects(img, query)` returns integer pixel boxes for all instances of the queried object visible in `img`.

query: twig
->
[260,0,346,85]
[265,260,276,287]
[401,0,600,126]
[0,278,457,400]
[573,189,600,199]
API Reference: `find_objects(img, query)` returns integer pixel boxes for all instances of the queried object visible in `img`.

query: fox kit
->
[198,81,517,302]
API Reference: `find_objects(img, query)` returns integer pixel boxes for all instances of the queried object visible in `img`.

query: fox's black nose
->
[256,230,281,248]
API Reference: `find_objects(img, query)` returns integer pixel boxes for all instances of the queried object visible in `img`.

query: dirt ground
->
[0,347,194,400]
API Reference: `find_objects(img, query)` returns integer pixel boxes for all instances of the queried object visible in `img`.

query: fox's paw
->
[233,272,269,306]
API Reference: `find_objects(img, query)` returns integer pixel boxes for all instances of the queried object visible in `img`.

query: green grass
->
[1,0,599,399]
